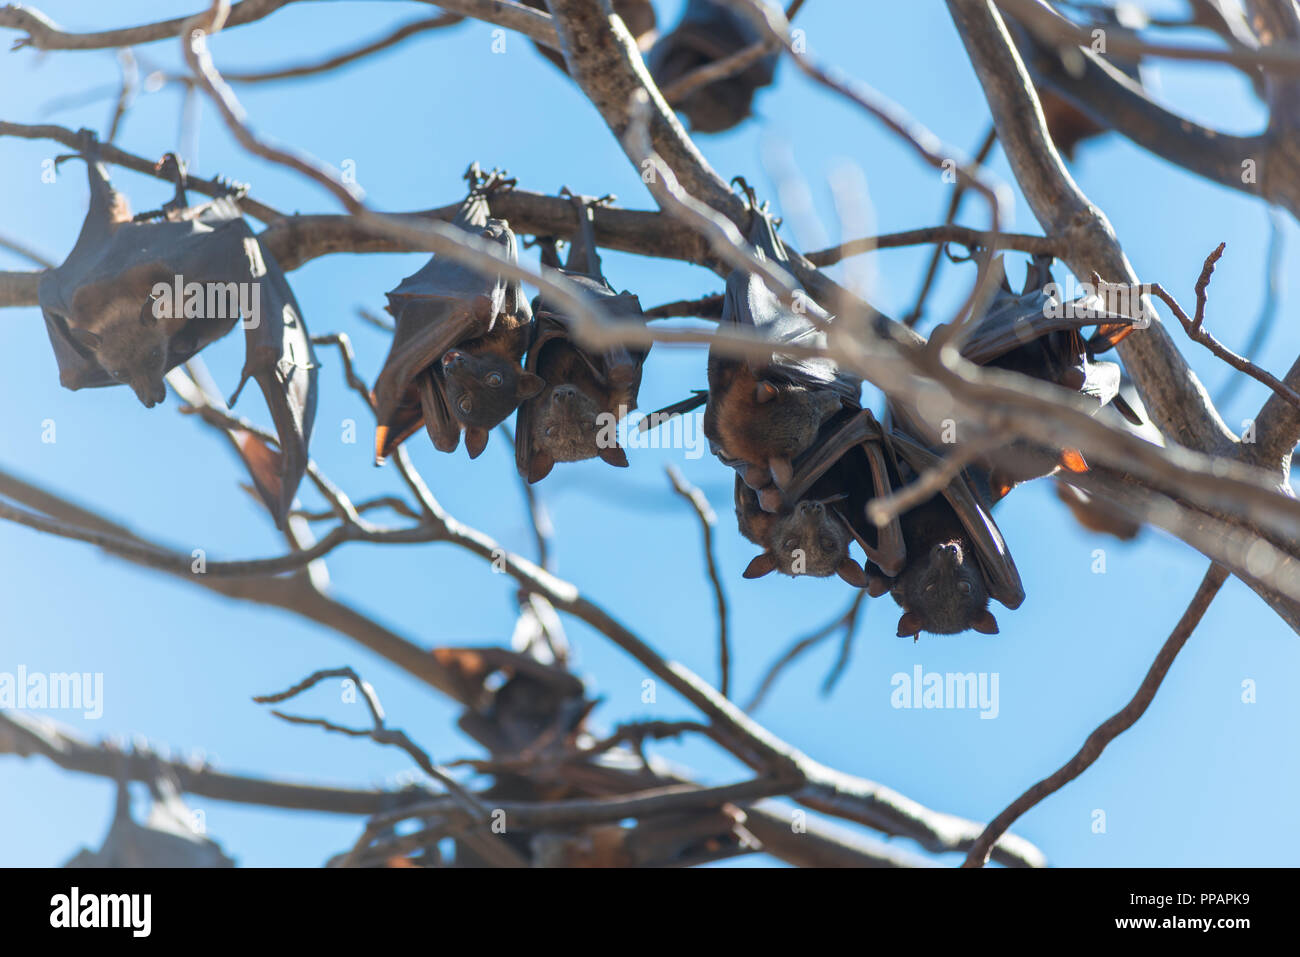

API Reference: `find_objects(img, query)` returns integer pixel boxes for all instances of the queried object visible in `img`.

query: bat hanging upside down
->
[37,132,317,529]
[654,238,1142,638]
[372,164,542,463]
[515,189,651,484]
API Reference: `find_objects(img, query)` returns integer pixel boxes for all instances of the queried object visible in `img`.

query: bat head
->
[56,288,173,408]
[744,500,867,586]
[528,382,628,469]
[892,539,999,638]
[708,374,840,481]
[439,348,544,443]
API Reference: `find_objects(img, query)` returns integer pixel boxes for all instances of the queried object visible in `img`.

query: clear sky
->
[2,0,1297,867]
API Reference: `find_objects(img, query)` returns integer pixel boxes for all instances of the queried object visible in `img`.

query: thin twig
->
[1142,244,1300,416]
[905,125,999,327]
[962,562,1229,867]
[746,591,867,713]
[667,466,731,699]
[809,220,1051,268]
[221,14,462,83]
[1216,208,1283,410]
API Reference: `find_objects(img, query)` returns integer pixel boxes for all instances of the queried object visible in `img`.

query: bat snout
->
[552,385,577,403]
[133,381,166,408]
[932,542,962,565]
[795,500,824,517]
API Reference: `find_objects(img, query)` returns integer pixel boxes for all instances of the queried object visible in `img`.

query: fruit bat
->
[736,255,1140,638]
[649,0,778,133]
[873,256,1141,638]
[922,254,1140,501]
[735,408,903,587]
[876,426,1024,639]
[373,166,541,462]
[703,187,861,511]
[38,144,249,407]
[37,137,316,528]
[516,192,649,483]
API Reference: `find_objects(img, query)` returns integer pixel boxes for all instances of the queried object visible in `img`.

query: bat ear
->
[753,380,779,404]
[743,552,778,579]
[464,427,489,459]
[741,463,770,490]
[836,559,868,587]
[867,573,891,597]
[516,372,546,400]
[69,327,102,350]
[769,456,793,490]
[598,445,628,468]
[896,611,923,638]
[527,451,555,483]
[757,486,784,513]
[972,609,1000,635]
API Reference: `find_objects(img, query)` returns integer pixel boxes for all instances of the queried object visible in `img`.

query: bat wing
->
[783,409,881,501]
[38,151,150,390]
[228,246,317,529]
[721,204,860,402]
[888,429,1025,610]
[38,303,115,389]
[372,195,520,461]
[958,255,1136,366]
[552,192,651,396]
[784,409,906,576]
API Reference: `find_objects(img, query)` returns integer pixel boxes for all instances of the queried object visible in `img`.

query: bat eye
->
[458,396,473,413]
[485,372,503,388]
[958,581,972,595]
[925,584,935,593]
[544,427,554,437]
[820,538,835,552]
[782,539,796,551]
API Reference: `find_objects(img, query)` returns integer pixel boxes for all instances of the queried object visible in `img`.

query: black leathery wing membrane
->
[38,141,253,408]
[778,408,908,579]
[887,429,1026,612]
[227,242,318,530]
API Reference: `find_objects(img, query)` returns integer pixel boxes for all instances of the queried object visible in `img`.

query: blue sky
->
[2,1,1297,867]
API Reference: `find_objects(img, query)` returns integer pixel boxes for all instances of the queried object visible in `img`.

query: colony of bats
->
[32,0,1147,641]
